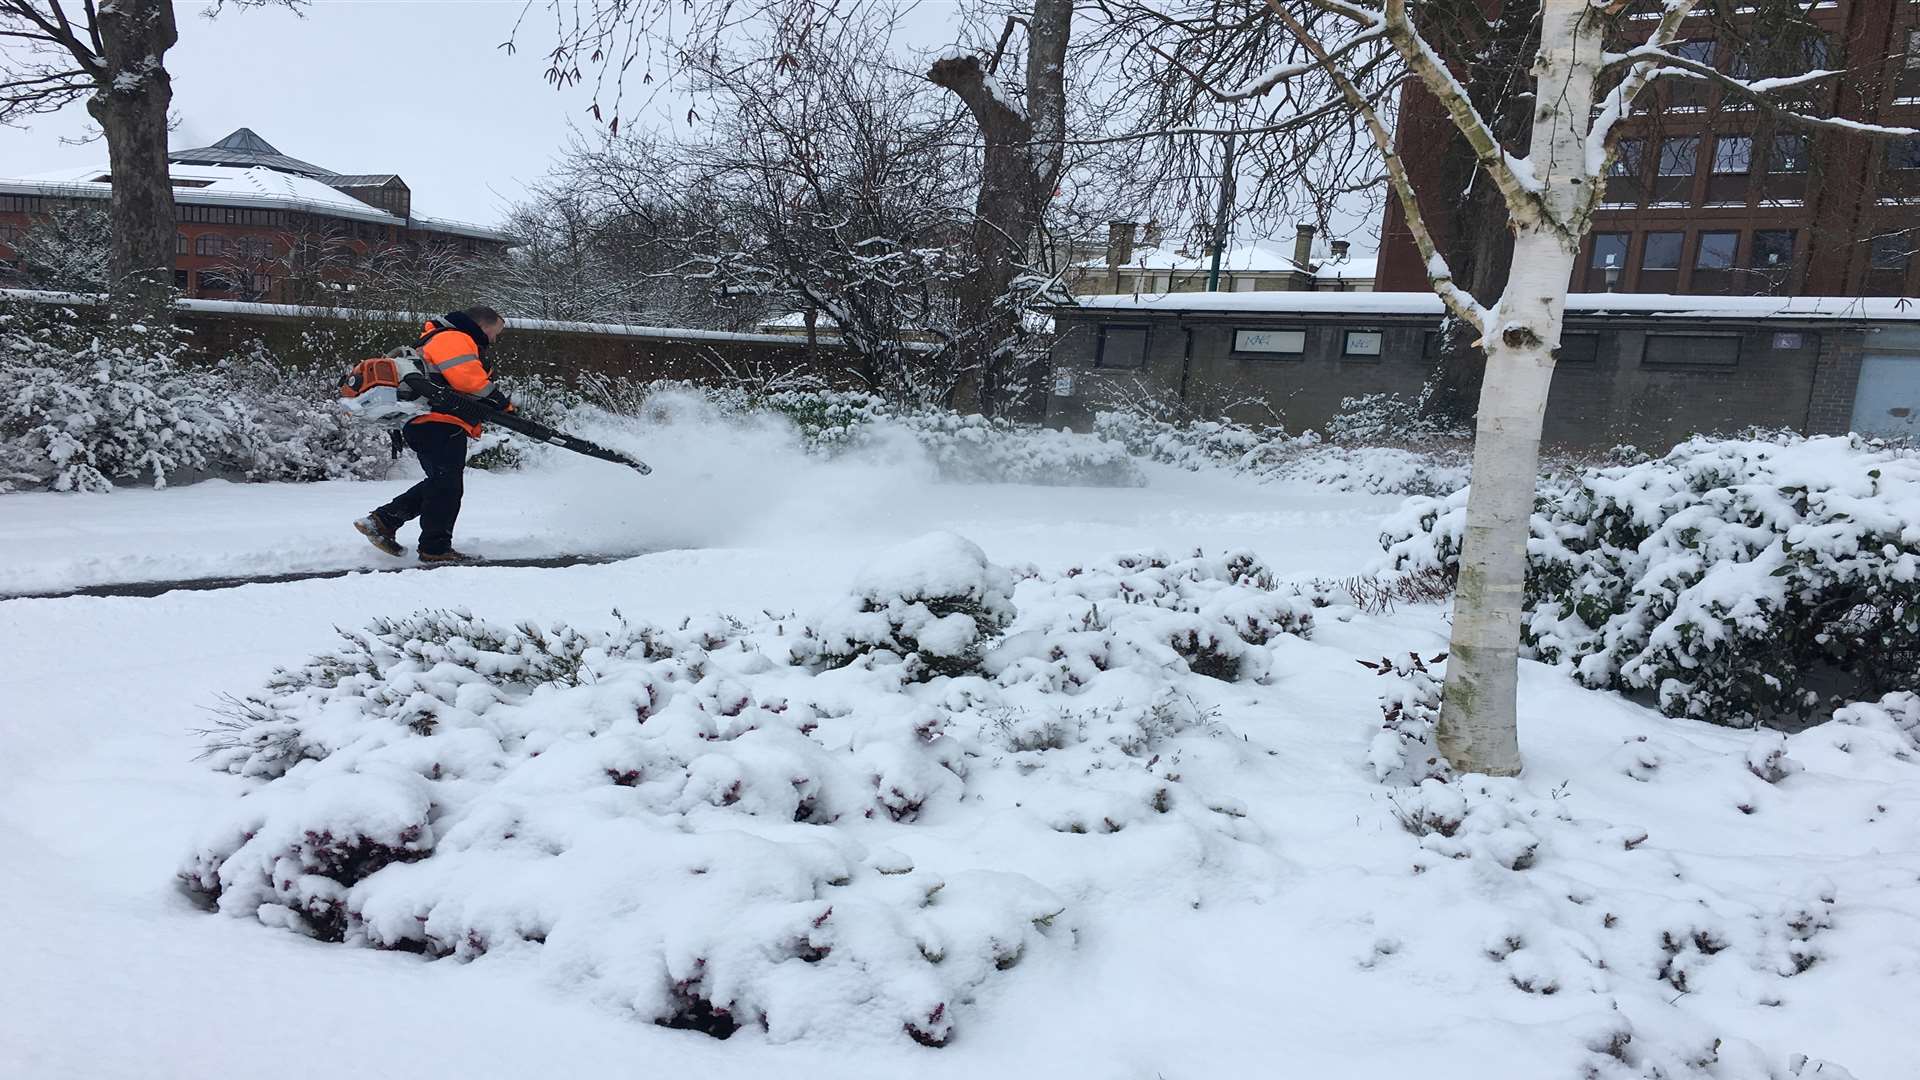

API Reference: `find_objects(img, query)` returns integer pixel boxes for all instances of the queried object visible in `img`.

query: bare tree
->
[1108,0,1915,774]
[1,0,178,305]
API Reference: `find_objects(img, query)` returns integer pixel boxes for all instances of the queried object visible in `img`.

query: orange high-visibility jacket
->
[411,318,496,438]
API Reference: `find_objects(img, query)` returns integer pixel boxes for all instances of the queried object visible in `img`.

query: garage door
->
[1852,355,1920,439]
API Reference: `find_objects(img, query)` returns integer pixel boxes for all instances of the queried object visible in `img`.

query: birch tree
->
[1109,0,1915,774]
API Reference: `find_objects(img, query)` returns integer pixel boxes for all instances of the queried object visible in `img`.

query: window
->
[1888,136,1920,170]
[1713,136,1753,174]
[196,270,235,293]
[1233,277,1257,292]
[1695,231,1739,269]
[173,269,189,289]
[1344,330,1383,357]
[195,235,224,257]
[1871,232,1913,270]
[1556,333,1600,363]
[1658,137,1701,176]
[1672,40,1715,65]
[234,236,271,259]
[1591,233,1630,269]
[1611,138,1645,176]
[1644,333,1741,366]
[1800,34,1830,72]
[1908,28,1920,69]
[1751,230,1794,268]
[0,195,45,213]
[1095,324,1149,369]
[1770,135,1810,173]
[175,232,188,255]
[1233,328,1306,356]
[1642,232,1684,270]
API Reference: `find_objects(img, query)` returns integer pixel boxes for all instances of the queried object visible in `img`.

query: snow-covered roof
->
[1060,291,1920,321]
[168,128,334,178]
[1077,240,1377,281]
[0,164,512,243]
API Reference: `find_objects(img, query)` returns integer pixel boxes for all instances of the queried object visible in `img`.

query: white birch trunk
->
[1436,0,1603,776]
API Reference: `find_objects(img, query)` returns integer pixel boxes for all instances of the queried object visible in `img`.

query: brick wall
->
[1806,334,1866,434]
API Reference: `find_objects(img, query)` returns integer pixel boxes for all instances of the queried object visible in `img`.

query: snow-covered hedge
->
[1093,411,1470,496]
[0,311,390,492]
[1380,434,1920,726]
[183,535,1316,1044]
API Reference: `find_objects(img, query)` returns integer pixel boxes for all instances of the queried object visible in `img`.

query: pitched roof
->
[327,174,405,188]
[168,128,337,179]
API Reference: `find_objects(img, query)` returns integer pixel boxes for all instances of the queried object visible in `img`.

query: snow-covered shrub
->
[0,312,249,491]
[902,411,1143,487]
[1380,434,1920,726]
[1361,652,1452,785]
[1323,390,1468,446]
[182,535,1320,1043]
[1092,409,1469,496]
[795,532,1018,679]
[1092,411,1284,470]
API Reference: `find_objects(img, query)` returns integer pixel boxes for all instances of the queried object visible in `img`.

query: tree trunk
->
[1437,0,1599,776]
[930,0,1070,416]
[86,0,178,310]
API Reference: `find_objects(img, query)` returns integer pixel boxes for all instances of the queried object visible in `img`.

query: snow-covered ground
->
[2,419,1914,1079]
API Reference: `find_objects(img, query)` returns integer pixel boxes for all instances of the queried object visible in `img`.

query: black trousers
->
[373,421,468,555]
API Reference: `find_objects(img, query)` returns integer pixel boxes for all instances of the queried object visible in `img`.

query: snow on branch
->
[1258,0,1486,331]
[1637,48,1919,137]
[1586,0,1696,180]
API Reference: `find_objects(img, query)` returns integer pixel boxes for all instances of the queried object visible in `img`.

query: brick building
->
[1377,0,1920,297]
[0,128,511,300]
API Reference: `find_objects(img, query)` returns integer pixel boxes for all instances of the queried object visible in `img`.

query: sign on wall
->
[1233,328,1306,354]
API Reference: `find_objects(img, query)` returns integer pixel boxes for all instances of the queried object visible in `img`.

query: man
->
[354,306,511,563]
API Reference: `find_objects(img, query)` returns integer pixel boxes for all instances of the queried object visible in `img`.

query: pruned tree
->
[1108,0,1916,774]
[1,0,178,305]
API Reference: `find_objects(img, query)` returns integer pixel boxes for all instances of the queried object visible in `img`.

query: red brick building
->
[0,128,511,300]
[1377,0,1920,297]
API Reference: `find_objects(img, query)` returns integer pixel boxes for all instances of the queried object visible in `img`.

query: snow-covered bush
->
[182,534,1317,1043]
[0,311,392,492]
[1092,411,1284,470]
[1323,390,1468,446]
[1380,434,1920,726]
[1092,409,1470,496]
[0,313,248,491]
[795,532,1017,679]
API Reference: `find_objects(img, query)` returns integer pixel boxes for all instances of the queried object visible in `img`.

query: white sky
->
[0,0,738,225]
[0,0,1377,252]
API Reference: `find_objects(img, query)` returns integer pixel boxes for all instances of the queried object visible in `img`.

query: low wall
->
[1045,294,1910,448]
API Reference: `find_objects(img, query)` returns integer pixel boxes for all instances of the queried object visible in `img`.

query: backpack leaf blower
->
[339,351,652,476]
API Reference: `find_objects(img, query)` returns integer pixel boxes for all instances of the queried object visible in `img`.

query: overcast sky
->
[0,0,774,225]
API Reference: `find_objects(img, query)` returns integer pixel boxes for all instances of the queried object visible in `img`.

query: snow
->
[1067,290,1920,321]
[2,414,1917,1078]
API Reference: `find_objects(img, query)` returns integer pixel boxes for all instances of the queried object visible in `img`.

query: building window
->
[1642,232,1684,270]
[1751,230,1794,269]
[1769,135,1810,173]
[1232,328,1307,356]
[1887,136,1920,171]
[195,235,225,257]
[174,269,190,289]
[1672,39,1715,65]
[1590,233,1630,269]
[1658,137,1700,176]
[1095,324,1149,369]
[175,232,188,255]
[1344,330,1383,357]
[1644,333,1741,366]
[1695,231,1739,269]
[1870,232,1913,270]
[1233,277,1257,292]
[1611,139,1644,176]
[1713,136,1753,174]
[196,270,234,293]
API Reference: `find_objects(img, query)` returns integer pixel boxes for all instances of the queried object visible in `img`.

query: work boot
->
[354,514,405,557]
[418,549,481,565]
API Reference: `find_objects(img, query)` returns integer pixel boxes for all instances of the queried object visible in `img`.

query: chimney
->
[1107,221,1137,268]
[1291,223,1317,291]
[1330,239,1350,261]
